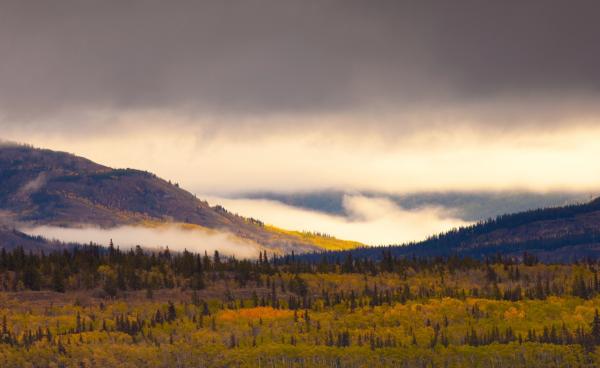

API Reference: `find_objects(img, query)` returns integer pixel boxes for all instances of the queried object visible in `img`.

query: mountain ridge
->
[299,196,600,262]
[0,143,360,253]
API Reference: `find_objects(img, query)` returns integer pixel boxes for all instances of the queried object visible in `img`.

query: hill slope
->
[303,197,600,262]
[0,226,58,251]
[0,144,360,253]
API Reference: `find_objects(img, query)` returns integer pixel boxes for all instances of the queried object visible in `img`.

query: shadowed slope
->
[0,144,361,253]
[300,197,600,262]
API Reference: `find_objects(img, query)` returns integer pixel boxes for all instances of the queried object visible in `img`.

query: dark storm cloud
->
[1,0,599,128]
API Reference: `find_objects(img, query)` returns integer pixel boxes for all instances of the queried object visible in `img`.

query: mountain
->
[302,197,600,262]
[239,190,586,222]
[0,143,361,253]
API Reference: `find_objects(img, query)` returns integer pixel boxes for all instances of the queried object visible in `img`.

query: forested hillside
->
[305,197,600,262]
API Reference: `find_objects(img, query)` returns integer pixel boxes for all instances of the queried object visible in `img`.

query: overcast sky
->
[2,0,600,196]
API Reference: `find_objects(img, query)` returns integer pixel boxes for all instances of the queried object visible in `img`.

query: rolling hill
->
[0,143,360,254]
[4,143,599,262]
[301,197,600,262]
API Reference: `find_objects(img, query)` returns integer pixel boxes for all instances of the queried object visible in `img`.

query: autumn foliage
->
[1,247,600,366]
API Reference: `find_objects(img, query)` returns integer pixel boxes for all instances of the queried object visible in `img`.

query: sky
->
[2,0,600,244]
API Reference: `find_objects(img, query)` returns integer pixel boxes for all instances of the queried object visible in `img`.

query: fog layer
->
[21,225,261,258]
[206,195,469,245]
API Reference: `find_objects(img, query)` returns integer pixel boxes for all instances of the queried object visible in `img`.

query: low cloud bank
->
[21,225,261,258]
[18,196,471,252]
[206,195,470,245]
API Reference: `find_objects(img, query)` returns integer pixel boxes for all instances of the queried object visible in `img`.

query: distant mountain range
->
[0,144,360,253]
[300,197,600,262]
[238,190,588,222]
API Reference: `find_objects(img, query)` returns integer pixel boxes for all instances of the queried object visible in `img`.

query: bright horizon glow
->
[4,117,600,196]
